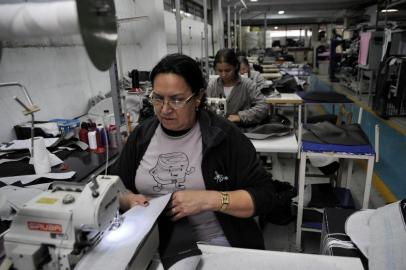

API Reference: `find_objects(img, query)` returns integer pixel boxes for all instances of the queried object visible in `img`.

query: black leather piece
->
[274,75,299,93]
[244,123,293,140]
[158,216,202,270]
[318,161,340,176]
[303,122,370,146]
[301,91,352,103]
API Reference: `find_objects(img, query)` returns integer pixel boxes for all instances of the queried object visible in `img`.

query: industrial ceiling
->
[220,0,405,26]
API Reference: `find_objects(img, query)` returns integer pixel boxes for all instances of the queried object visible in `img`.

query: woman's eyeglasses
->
[149,92,195,110]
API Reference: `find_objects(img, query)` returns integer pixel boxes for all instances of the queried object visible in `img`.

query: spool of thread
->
[79,122,89,144]
[88,130,97,150]
[95,124,105,153]
[97,123,107,146]
[32,137,51,174]
[108,125,118,148]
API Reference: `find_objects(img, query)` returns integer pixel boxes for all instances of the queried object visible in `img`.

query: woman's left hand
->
[169,190,219,221]
[227,114,241,122]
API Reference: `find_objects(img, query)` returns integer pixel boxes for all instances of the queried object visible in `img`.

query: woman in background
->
[206,48,268,127]
[238,56,268,92]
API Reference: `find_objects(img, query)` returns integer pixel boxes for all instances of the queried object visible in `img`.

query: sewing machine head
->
[206,97,227,117]
[4,175,122,270]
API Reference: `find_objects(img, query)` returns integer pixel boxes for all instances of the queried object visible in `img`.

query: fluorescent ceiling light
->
[250,0,258,2]
[278,10,285,15]
[381,9,398,13]
[274,26,278,29]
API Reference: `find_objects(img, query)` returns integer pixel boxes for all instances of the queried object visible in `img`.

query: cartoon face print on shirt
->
[149,152,195,192]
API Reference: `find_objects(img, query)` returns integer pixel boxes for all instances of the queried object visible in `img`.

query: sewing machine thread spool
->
[88,130,97,150]
[79,122,89,144]
[108,125,118,148]
[97,123,107,146]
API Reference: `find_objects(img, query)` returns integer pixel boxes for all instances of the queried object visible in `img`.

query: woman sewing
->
[113,53,276,249]
[206,48,268,127]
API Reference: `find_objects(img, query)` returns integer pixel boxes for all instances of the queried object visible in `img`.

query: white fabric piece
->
[309,156,339,167]
[29,151,63,167]
[73,140,89,151]
[0,137,59,151]
[36,122,60,136]
[345,201,406,270]
[345,209,375,257]
[148,244,364,270]
[0,194,13,220]
[0,156,29,165]
[0,150,62,166]
[75,194,172,270]
[368,202,406,270]
[32,137,51,174]
[169,255,201,270]
[250,133,298,153]
[0,171,76,185]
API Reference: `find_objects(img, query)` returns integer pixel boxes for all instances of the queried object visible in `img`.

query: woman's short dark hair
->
[214,48,240,77]
[150,53,206,108]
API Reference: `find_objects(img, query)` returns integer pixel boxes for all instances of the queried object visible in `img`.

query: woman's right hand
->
[119,192,149,211]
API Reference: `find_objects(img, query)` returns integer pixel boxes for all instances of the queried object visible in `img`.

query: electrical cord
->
[55,211,73,269]
[103,117,110,177]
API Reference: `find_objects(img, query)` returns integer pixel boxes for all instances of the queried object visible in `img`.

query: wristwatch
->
[219,192,230,212]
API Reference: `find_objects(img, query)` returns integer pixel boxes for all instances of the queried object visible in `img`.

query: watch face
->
[221,192,230,204]
[219,192,229,211]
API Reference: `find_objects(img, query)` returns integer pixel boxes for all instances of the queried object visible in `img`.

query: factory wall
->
[0,0,167,141]
[164,11,215,59]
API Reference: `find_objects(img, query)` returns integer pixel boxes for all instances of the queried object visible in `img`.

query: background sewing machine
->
[3,175,122,270]
[206,97,227,117]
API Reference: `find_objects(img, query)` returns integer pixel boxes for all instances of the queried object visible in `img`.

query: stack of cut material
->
[263,68,280,73]
[261,64,277,69]
[263,73,282,80]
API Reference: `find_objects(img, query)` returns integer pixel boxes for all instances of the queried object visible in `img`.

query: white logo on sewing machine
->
[214,171,229,183]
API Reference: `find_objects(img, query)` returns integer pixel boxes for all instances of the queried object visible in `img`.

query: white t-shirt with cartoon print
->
[135,123,230,246]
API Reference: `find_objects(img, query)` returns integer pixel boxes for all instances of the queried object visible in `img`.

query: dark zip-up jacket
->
[111,109,277,249]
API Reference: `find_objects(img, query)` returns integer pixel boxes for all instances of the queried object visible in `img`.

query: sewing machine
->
[206,97,227,117]
[3,175,122,270]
